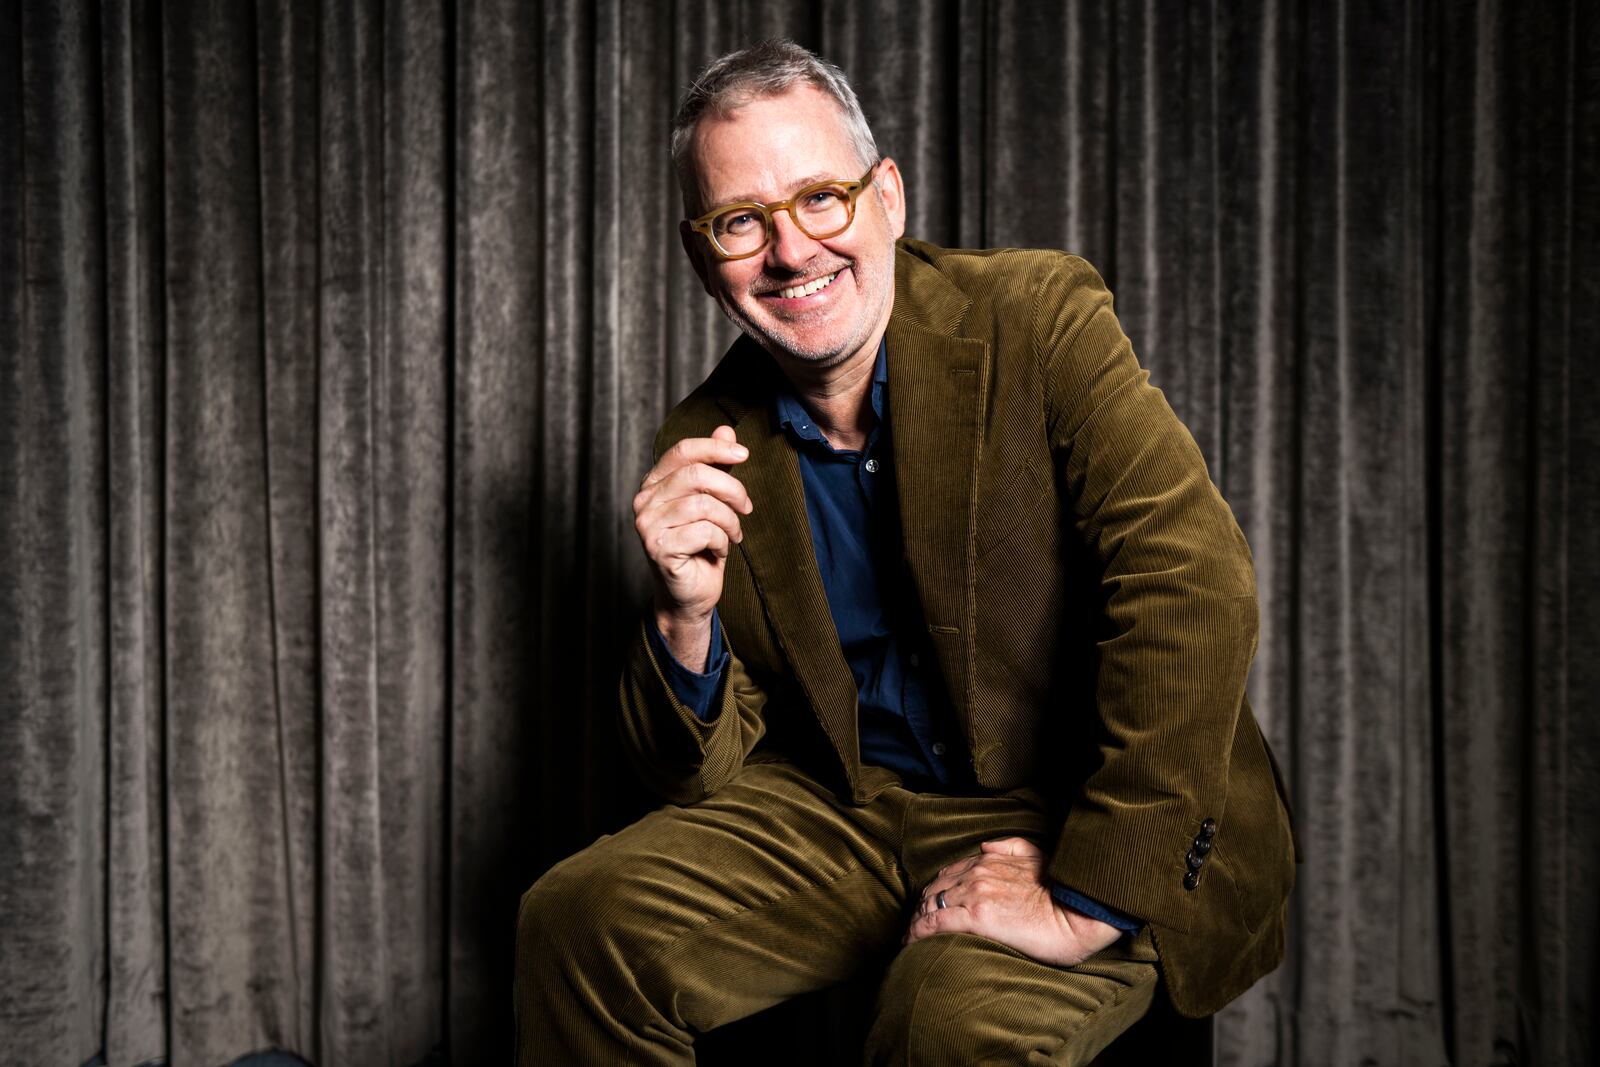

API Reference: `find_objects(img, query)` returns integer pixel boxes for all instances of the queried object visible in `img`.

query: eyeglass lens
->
[711,183,854,256]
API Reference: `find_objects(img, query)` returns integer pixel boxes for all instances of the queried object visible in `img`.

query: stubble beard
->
[719,247,895,372]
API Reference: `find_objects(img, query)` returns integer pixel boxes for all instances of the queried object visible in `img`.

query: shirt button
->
[864,458,880,473]
[908,653,920,667]
[931,742,947,756]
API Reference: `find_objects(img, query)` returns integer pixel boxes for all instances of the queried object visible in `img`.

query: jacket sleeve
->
[644,609,730,719]
[1037,255,1259,935]
[619,618,769,803]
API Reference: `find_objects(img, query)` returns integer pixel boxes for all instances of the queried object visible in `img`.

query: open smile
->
[759,269,846,307]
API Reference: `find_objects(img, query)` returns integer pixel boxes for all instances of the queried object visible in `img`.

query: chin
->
[719,306,847,367]
[727,299,888,371]
[753,324,864,369]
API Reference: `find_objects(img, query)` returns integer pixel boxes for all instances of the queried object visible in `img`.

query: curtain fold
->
[101,1,167,1059]
[2,2,1594,1065]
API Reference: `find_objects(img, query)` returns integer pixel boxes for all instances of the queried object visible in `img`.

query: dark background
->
[2,1,1596,1064]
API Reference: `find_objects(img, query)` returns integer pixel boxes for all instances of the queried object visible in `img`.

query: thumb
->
[980,837,1042,857]
[711,424,738,444]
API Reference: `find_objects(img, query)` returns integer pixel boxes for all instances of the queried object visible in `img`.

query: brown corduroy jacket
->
[620,239,1298,1018]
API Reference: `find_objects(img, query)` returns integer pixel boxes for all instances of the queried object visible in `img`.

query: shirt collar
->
[774,338,888,445]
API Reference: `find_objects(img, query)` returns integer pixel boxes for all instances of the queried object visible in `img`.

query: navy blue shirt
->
[646,341,1139,932]
[774,344,963,787]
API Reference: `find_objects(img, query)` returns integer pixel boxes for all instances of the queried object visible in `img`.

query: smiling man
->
[515,40,1296,1065]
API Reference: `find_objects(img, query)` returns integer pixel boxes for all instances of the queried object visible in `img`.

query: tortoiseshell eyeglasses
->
[688,163,879,261]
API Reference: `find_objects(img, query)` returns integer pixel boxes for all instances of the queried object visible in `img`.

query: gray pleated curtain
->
[2,1,1595,1065]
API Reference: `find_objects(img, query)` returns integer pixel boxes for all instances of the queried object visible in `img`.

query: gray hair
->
[670,39,880,211]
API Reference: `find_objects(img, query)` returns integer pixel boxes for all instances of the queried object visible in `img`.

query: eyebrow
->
[716,172,843,208]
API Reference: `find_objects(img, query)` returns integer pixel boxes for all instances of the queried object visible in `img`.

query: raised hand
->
[631,425,753,670]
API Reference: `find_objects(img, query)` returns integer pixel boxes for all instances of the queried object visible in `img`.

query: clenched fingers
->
[634,461,753,520]
[913,854,983,916]
[641,433,749,491]
[636,492,745,551]
[915,846,1043,920]
[903,897,978,945]
[650,520,734,563]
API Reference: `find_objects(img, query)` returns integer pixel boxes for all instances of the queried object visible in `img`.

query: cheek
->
[718,264,762,298]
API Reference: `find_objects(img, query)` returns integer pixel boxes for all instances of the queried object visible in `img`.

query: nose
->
[764,208,821,272]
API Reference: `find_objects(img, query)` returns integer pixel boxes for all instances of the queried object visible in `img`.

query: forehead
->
[688,84,862,208]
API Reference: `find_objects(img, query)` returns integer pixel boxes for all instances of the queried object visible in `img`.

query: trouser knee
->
[516,853,627,990]
[868,931,1162,1067]
[866,934,989,1064]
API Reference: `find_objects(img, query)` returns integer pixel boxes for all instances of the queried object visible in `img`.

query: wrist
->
[651,603,716,673]
[1055,902,1121,953]
[653,603,714,638]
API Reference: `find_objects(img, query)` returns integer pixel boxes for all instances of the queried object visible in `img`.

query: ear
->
[873,157,908,241]
[679,220,714,296]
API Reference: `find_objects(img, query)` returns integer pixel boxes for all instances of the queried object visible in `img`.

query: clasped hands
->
[905,837,1123,967]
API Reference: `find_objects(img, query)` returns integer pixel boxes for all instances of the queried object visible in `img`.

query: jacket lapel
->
[885,252,990,733]
[717,346,862,774]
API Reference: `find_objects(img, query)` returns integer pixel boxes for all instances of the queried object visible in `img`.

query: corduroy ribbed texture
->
[515,760,1161,1065]
[622,242,1295,1019]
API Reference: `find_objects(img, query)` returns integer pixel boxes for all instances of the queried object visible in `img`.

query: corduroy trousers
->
[514,760,1159,1065]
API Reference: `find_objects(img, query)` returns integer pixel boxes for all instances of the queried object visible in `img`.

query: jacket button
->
[1199,818,1217,839]
[1183,870,1201,891]
[1186,850,1204,871]
[1192,838,1212,857]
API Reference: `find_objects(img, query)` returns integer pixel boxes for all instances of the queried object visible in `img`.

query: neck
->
[775,334,882,453]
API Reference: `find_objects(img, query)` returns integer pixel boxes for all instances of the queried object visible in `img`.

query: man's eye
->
[720,212,759,233]
[804,189,845,206]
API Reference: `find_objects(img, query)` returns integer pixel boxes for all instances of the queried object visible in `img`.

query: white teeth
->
[777,271,839,299]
